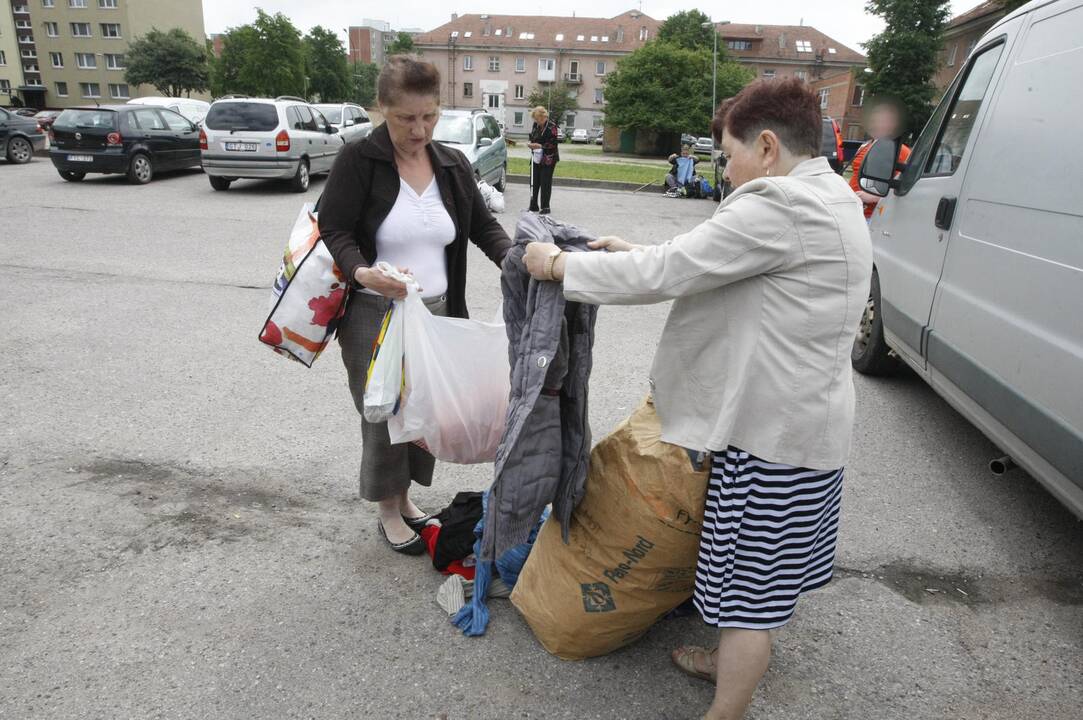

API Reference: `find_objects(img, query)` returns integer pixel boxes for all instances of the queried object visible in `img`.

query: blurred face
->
[680,147,690,157]
[380,92,440,155]
[720,127,765,189]
[866,105,902,139]
[533,111,548,125]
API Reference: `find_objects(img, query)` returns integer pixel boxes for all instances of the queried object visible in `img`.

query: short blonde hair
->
[531,106,548,122]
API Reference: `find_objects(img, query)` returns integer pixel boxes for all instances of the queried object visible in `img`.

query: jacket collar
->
[359,122,459,168]
[788,156,835,177]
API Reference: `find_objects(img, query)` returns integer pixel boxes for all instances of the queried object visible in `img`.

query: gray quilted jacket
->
[480,213,599,561]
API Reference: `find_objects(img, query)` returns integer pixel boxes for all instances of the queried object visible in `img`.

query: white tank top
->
[365,177,456,298]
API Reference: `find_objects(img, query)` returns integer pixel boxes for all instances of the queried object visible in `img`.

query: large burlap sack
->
[510,398,709,660]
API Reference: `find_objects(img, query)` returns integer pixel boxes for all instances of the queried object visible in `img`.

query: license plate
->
[225,142,258,152]
[67,154,93,162]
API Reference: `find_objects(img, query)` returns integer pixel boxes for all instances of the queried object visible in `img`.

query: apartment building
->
[934,1,1007,95]
[0,6,19,104]
[717,23,866,85]
[5,0,206,110]
[348,19,421,66]
[413,10,661,135]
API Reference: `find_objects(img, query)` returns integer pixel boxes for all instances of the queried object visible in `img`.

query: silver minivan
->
[200,97,344,192]
[855,0,1083,518]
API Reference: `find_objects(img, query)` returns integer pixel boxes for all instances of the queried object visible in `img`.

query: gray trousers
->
[338,291,449,502]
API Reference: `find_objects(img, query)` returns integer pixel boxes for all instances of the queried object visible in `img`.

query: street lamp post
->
[701,20,731,118]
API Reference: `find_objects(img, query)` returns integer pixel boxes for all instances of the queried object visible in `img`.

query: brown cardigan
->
[318,123,512,319]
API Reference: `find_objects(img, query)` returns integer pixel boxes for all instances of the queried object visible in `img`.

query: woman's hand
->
[528,143,542,150]
[588,236,638,253]
[524,242,566,282]
[354,265,418,300]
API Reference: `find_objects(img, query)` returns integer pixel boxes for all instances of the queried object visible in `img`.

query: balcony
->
[564,72,582,84]
[18,36,35,45]
[14,5,30,14]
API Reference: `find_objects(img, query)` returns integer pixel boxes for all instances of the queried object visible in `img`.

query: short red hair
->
[712,79,821,157]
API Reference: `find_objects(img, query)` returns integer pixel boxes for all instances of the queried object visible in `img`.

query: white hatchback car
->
[313,103,373,144]
[127,96,211,125]
[200,96,345,192]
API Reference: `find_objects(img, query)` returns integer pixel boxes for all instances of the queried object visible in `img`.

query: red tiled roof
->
[717,23,866,65]
[413,10,661,52]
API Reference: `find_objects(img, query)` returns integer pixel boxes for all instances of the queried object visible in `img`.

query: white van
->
[855,0,1083,518]
[127,97,210,125]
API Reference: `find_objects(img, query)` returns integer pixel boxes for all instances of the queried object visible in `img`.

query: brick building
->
[717,23,867,84]
[934,1,1008,95]
[348,19,420,66]
[810,69,868,141]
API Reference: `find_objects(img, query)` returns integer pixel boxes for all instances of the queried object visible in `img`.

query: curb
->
[507,173,664,194]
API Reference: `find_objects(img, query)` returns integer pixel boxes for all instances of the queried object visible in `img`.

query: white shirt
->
[365,177,456,298]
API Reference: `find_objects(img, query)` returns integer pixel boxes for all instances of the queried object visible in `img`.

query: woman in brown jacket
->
[319,56,512,555]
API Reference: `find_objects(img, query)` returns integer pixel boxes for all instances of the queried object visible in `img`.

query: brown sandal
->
[671,645,717,682]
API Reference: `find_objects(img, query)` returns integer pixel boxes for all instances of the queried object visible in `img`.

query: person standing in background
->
[850,99,912,220]
[528,106,560,214]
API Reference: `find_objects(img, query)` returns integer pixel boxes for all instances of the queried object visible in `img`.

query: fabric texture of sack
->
[259,203,348,367]
[510,397,709,660]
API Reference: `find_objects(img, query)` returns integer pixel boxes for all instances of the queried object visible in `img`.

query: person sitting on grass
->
[665,145,700,196]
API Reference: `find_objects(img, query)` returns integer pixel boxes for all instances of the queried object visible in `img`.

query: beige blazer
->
[563,157,872,470]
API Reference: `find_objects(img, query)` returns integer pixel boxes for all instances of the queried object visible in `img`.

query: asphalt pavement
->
[1,158,1081,720]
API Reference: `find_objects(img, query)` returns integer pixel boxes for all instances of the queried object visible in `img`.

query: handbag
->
[258,199,348,367]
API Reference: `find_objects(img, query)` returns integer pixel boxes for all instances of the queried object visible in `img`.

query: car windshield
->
[53,109,117,130]
[314,106,342,124]
[205,102,279,132]
[433,115,473,145]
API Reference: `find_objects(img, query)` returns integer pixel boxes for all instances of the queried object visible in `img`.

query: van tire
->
[59,170,86,182]
[209,175,231,191]
[290,159,310,193]
[852,270,900,376]
[127,153,154,184]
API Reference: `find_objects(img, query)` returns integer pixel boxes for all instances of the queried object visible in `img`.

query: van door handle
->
[935,196,957,231]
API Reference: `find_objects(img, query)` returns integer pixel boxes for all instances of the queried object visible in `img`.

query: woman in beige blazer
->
[525,79,872,720]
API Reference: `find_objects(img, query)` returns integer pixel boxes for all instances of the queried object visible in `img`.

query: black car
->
[49,104,201,184]
[1,107,48,164]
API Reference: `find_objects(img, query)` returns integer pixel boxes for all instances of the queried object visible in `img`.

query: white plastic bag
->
[477,180,505,213]
[361,296,405,423]
[531,148,544,164]
[388,287,510,464]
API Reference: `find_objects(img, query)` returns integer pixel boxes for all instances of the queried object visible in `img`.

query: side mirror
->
[327,125,339,134]
[343,119,354,127]
[859,138,904,197]
[477,137,493,148]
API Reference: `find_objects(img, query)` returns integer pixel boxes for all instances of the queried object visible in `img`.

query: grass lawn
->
[508,156,666,186]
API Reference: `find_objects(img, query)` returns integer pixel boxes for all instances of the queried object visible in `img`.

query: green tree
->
[350,61,379,106]
[603,41,753,135]
[304,26,350,102]
[386,32,415,55]
[526,82,579,127]
[656,9,722,52]
[210,10,304,98]
[863,0,951,138]
[124,27,209,97]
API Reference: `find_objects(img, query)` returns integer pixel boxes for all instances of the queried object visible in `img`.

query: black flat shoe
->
[539,208,551,215]
[402,512,438,532]
[377,520,426,555]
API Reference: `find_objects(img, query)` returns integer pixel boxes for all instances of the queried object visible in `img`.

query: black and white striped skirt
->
[693,447,843,630]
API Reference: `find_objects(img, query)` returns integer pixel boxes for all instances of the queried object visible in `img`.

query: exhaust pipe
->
[989,455,1015,475]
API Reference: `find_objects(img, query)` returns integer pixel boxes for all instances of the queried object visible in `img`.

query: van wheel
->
[494,164,507,192]
[127,153,154,184]
[7,136,33,164]
[852,270,900,376]
[209,175,231,191]
[59,170,86,182]
[290,159,310,193]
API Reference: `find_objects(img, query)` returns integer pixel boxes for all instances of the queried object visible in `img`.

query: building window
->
[555,33,563,42]
[564,113,576,128]
[71,22,92,37]
[0,51,5,66]
[42,0,56,7]
[16,20,31,28]
[576,34,585,41]
[595,61,606,75]
[796,40,813,53]
[99,0,117,7]
[515,56,525,72]
[852,85,865,107]
[794,70,807,82]
[69,0,86,6]
[105,53,124,69]
[946,43,958,67]
[513,111,524,126]
[488,55,500,72]
[80,82,100,98]
[108,83,128,98]
[818,88,829,109]
[21,49,37,59]
[593,115,604,128]
[50,51,63,67]
[639,26,648,41]
[55,81,68,96]
[100,23,121,38]
[514,84,524,100]
[594,88,604,104]
[616,28,624,43]
[76,52,96,69]
[463,82,473,98]
[44,21,59,36]
[463,55,473,71]
[726,40,752,50]
[0,80,10,94]
[763,69,776,79]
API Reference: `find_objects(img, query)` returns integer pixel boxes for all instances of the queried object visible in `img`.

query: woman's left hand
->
[524,242,563,281]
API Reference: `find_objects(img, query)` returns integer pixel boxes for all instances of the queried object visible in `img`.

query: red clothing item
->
[850,141,912,218]
[419,524,476,580]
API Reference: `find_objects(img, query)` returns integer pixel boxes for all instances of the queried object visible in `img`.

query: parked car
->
[33,109,63,131]
[854,0,1083,519]
[127,97,211,125]
[312,103,373,144]
[681,133,698,147]
[590,127,605,145]
[12,108,38,118]
[49,105,201,183]
[200,97,345,193]
[570,128,590,144]
[432,108,507,190]
[1,107,48,164]
[822,117,845,173]
[693,136,714,155]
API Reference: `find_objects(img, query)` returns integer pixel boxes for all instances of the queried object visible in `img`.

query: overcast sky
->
[202,1,975,56]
